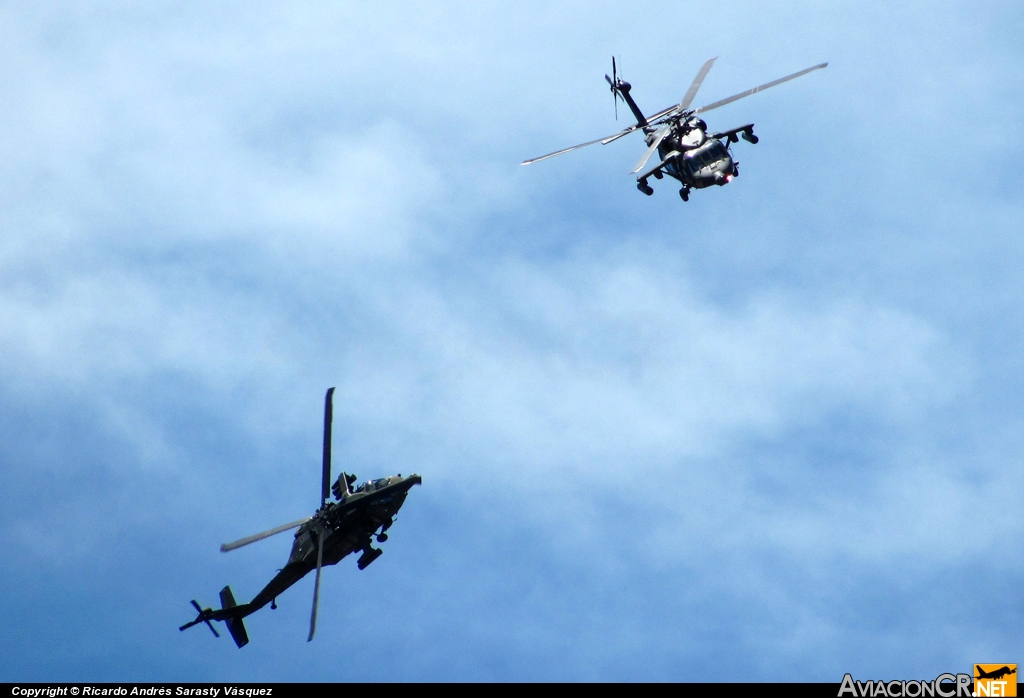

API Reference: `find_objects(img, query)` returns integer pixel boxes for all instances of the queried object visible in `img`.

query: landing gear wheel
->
[679,187,690,202]
[270,599,277,610]
[637,179,654,196]
[376,533,388,543]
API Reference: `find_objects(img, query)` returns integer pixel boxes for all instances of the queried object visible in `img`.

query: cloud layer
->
[1,0,1022,681]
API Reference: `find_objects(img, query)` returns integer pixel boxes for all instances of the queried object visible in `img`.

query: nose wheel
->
[376,532,388,543]
[678,186,690,202]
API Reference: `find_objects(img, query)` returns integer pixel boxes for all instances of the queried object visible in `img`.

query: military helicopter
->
[180,388,422,647]
[522,57,827,200]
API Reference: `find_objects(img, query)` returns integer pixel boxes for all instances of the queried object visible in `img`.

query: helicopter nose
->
[715,159,734,184]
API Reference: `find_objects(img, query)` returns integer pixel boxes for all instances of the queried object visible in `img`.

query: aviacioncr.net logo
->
[974,665,1017,697]
[838,673,973,698]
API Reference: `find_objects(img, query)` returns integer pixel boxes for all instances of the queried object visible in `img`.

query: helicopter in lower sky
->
[180,387,422,647]
[522,57,827,201]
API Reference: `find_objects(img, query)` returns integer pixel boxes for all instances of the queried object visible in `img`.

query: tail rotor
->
[179,589,250,647]
[605,56,624,120]
[180,600,219,638]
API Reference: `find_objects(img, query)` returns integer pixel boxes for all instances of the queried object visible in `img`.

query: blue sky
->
[1,1,1022,682]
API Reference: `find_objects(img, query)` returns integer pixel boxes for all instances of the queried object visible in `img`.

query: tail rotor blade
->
[307,526,324,642]
[187,600,219,638]
[610,56,618,120]
[321,387,335,507]
[606,56,619,120]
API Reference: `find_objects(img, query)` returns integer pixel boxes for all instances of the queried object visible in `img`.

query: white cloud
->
[1,0,1022,679]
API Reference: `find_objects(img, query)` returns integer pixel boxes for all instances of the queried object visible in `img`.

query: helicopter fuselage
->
[246,473,422,613]
[657,128,735,190]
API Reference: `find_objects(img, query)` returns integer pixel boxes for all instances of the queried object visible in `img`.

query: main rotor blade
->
[321,387,334,506]
[521,124,644,165]
[693,62,828,115]
[307,526,324,642]
[631,124,671,174]
[220,517,312,552]
[601,129,637,145]
[678,57,717,112]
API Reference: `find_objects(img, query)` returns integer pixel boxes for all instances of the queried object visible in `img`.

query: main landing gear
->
[376,518,392,544]
[636,179,654,196]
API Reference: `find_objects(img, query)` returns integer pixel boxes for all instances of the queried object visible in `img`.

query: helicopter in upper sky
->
[179,388,422,647]
[522,57,827,201]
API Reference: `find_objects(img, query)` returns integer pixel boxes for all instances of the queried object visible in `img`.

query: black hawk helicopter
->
[180,388,422,647]
[522,57,827,200]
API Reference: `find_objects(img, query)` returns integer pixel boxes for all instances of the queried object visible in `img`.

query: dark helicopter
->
[522,57,827,200]
[180,388,422,647]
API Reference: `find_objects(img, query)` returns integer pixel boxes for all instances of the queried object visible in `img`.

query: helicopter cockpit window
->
[372,478,389,489]
[687,144,727,174]
[707,142,729,162]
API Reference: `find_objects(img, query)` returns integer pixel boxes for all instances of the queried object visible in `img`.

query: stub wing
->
[709,124,756,143]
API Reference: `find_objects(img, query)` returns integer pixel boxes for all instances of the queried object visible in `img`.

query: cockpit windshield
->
[355,477,390,493]
[685,142,729,173]
[707,141,728,161]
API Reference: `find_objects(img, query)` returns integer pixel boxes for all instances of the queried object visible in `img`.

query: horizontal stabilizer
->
[219,586,250,648]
